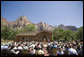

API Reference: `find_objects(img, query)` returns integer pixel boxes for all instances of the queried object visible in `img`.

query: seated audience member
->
[23,44,28,50]
[30,47,36,56]
[57,47,64,56]
[37,48,44,56]
[68,45,78,55]
[17,44,23,50]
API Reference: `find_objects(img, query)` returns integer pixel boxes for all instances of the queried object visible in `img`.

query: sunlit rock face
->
[58,24,78,31]
[1,16,78,31]
[36,22,54,31]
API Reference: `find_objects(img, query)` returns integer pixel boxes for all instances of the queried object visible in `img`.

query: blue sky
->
[1,1,83,28]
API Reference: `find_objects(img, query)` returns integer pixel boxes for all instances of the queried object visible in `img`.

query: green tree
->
[52,28,77,41]
[1,21,5,30]
[24,24,37,32]
[1,26,18,40]
[53,28,59,41]
[76,27,83,40]
[1,26,10,40]
[53,28,64,41]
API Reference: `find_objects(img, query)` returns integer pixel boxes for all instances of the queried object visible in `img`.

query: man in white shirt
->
[1,45,5,50]
[57,47,64,55]
[37,49,44,55]
[17,45,23,50]
[68,46,78,55]
[13,45,17,50]
[43,44,47,48]
[23,44,28,50]
[11,49,20,55]
[30,48,36,55]
[29,44,35,49]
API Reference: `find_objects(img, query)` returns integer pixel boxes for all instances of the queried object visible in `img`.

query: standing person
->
[43,38,47,44]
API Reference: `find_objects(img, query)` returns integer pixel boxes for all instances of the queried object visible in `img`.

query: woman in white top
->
[57,47,64,55]
[30,48,36,55]
[37,49,44,55]
[17,44,23,50]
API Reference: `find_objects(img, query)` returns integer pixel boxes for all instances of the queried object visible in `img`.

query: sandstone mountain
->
[1,17,9,26]
[1,16,78,31]
[36,22,54,31]
[8,16,32,29]
[58,24,78,31]
[1,16,54,31]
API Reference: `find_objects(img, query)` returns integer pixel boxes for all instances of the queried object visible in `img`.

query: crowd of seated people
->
[1,40,83,56]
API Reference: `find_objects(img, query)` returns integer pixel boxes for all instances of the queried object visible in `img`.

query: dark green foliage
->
[1,22,83,41]
[1,26,18,40]
[24,24,37,32]
[1,24,37,40]
[76,27,83,40]
[52,27,83,41]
